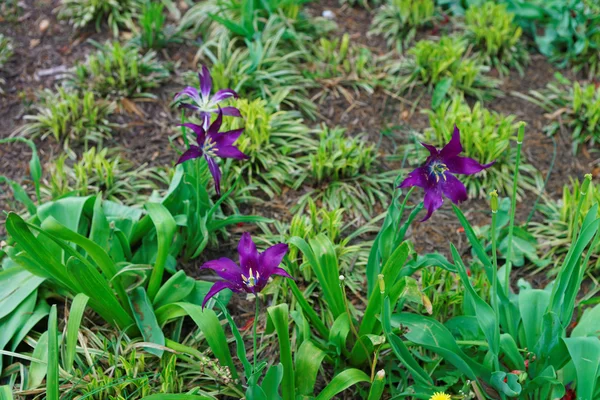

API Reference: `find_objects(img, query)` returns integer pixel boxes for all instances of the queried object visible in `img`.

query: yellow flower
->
[430,392,451,400]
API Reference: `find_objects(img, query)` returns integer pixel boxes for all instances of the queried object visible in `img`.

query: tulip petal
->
[213,128,244,148]
[208,108,223,136]
[179,123,206,144]
[439,125,463,159]
[441,173,468,204]
[399,166,431,189]
[422,187,444,222]
[213,89,238,103]
[238,232,259,274]
[205,155,222,196]
[199,65,212,100]
[445,156,495,175]
[202,281,237,309]
[220,106,242,117]
[201,257,244,282]
[271,267,293,279]
[174,86,201,104]
[259,243,289,277]
[215,145,249,159]
[420,142,439,156]
[177,145,203,164]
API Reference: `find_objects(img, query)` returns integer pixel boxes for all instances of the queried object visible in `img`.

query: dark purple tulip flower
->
[399,125,495,221]
[201,232,292,308]
[176,108,248,195]
[174,65,241,129]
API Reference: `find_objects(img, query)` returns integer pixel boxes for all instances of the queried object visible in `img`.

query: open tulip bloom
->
[174,65,241,129]
[200,233,292,308]
[400,125,495,221]
[176,109,248,196]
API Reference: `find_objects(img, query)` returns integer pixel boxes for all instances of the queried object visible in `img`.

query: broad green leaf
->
[0,291,36,372]
[154,270,196,309]
[129,287,165,357]
[295,340,326,396]
[518,289,550,351]
[28,331,48,389]
[288,279,329,338]
[216,300,252,379]
[572,303,600,337]
[89,194,111,253]
[0,385,14,400]
[564,337,600,400]
[0,267,44,320]
[491,372,521,397]
[11,300,50,352]
[64,294,88,372]
[37,196,92,232]
[145,202,177,301]
[261,363,283,400]
[432,77,453,108]
[141,395,213,400]
[329,313,350,356]
[315,368,369,400]
[267,304,294,400]
[155,302,237,379]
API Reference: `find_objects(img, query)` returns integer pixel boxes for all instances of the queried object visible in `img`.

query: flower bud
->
[376,369,385,380]
[490,190,498,213]
[517,122,526,143]
[378,274,385,294]
[339,275,345,281]
[581,173,592,195]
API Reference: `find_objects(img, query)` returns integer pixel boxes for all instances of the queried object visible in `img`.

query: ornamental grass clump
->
[464,1,528,75]
[57,0,141,35]
[388,36,500,103]
[67,41,169,100]
[525,73,600,153]
[370,0,436,48]
[21,87,117,150]
[422,97,539,198]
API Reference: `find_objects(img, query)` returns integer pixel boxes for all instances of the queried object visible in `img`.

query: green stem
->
[253,296,260,374]
[504,123,525,295]
[342,279,373,377]
[491,210,500,319]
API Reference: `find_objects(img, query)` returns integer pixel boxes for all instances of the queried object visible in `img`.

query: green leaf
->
[145,202,177,301]
[518,289,550,351]
[564,337,600,400]
[295,340,327,396]
[267,304,295,400]
[11,299,50,352]
[140,395,213,400]
[155,302,237,379]
[28,331,48,389]
[129,287,165,358]
[47,305,59,400]
[491,371,522,397]
[261,363,284,400]
[64,294,88,372]
[37,196,93,233]
[0,385,14,400]
[432,77,453,108]
[0,267,43,320]
[0,291,36,372]
[154,270,196,309]
[315,368,369,400]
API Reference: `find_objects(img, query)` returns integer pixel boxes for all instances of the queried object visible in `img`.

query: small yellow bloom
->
[430,392,451,400]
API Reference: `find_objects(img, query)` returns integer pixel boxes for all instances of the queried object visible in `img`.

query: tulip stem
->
[252,296,260,374]
[504,123,525,295]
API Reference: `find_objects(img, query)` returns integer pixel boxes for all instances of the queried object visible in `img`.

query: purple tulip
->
[200,233,292,308]
[174,65,241,129]
[400,125,495,221]
[177,108,248,196]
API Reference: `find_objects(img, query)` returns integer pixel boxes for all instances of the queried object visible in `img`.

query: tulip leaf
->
[295,340,327,396]
[267,304,294,400]
[491,371,522,397]
[315,368,370,400]
[564,337,600,400]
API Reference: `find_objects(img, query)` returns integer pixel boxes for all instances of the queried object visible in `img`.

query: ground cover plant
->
[1,0,600,399]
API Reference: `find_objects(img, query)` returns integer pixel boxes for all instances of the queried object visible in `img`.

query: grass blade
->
[64,294,88,372]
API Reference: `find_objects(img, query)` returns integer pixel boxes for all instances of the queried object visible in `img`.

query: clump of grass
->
[57,0,141,36]
[294,126,397,220]
[43,147,166,204]
[132,1,181,50]
[464,1,528,75]
[340,0,384,8]
[218,97,316,199]
[303,33,384,103]
[422,97,538,199]
[369,0,436,48]
[21,87,117,149]
[0,34,13,67]
[67,41,170,100]
[388,36,500,102]
[531,178,600,274]
[525,73,600,153]
[197,22,315,117]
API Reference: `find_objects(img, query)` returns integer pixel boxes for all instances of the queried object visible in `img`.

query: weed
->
[422,97,539,198]
[132,2,182,50]
[67,41,170,100]
[57,0,141,36]
[370,0,436,48]
[21,88,117,149]
[0,34,13,67]
[464,1,528,75]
